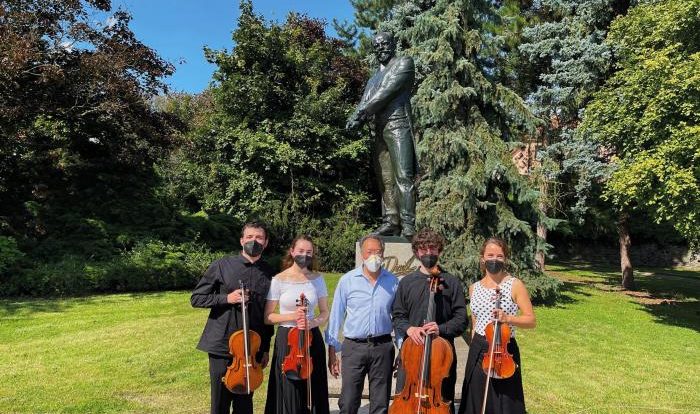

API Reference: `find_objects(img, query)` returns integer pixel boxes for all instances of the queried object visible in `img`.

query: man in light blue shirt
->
[325,235,399,414]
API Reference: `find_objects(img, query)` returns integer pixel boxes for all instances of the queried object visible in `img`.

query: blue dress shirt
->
[325,266,399,352]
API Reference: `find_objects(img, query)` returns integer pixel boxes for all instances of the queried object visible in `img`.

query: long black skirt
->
[457,334,525,414]
[264,326,330,414]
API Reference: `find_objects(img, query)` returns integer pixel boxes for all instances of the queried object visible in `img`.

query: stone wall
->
[552,243,700,268]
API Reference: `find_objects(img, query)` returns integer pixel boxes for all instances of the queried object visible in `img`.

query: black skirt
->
[457,334,525,414]
[264,326,330,414]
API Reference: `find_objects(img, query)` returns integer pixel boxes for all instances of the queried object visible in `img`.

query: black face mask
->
[294,254,313,269]
[419,254,438,269]
[485,259,505,274]
[243,240,264,257]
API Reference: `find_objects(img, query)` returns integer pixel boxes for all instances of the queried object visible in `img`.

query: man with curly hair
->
[391,228,468,414]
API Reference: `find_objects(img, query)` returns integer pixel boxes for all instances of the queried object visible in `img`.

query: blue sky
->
[112,0,357,93]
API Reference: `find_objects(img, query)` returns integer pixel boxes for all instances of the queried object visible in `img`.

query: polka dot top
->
[470,276,519,337]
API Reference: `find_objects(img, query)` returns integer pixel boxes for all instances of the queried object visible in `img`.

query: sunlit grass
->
[1,265,698,413]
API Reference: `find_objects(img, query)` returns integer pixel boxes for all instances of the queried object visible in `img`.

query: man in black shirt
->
[191,221,275,414]
[392,228,468,414]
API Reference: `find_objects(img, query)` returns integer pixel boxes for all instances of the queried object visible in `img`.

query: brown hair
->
[281,235,320,271]
[479,237,510,274]
[411,228,446,254]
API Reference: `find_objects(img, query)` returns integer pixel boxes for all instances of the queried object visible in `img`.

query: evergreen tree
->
[378,0,560,302]
[518,0,631,269]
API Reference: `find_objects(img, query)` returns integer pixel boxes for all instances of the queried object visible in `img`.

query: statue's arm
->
[346,81,373,129]
[359,57,415,116]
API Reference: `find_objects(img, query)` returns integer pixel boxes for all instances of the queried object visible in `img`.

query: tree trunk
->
[535,182,547,271]
[535,134,549,271]
[617,213,634,289]
[536,221,547,270]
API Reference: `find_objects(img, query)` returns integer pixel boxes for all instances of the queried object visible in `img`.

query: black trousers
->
[457,334,525,414]
[265,326,330,414]
[208,353,254,414]
[338,338,395,414]
[395,338,458,414]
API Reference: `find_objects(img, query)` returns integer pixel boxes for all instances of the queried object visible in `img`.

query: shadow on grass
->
[642,300,700,332]
[550,261,700,333]
[0,290,175,317]
[0,297,74,317]
[548,280,590,308]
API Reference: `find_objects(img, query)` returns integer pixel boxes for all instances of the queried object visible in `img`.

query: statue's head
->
[372,32,396,65]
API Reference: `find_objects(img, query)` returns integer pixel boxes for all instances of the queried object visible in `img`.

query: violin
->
[281,293,313,411]
[389,267,453,414]
[222,281,263,394]
[479,288,517,414]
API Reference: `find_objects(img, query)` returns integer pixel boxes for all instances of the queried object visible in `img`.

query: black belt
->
[345,334,392,344]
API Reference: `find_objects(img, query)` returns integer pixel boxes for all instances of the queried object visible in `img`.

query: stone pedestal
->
[355,236,419,276]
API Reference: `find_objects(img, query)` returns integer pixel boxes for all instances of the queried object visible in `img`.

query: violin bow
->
[480,288,501,414]
[240,281,252,394]
[303,294,312,412]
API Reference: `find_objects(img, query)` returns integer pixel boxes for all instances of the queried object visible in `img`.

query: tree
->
[580,0,700,287]
[518,0,631,270]
[0,0,176,251]
[376,0,560,302]
[163,1,371,244]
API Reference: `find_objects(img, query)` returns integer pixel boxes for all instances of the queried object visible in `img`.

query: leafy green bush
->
[520,270,562,305]
[260,200,369,272]
[3,255,102,296]
[0,241,223,297]
[304,213,368,272]
[0,236,23,273]
[100,240,222,292]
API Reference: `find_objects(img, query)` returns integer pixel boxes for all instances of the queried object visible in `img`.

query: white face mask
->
[364,254,383,272]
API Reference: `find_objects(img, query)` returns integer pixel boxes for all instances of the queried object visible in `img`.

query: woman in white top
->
[458,237,536,414]
[264,235,330,414]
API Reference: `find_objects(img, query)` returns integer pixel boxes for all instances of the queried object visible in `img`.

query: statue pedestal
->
[355,236,419,277]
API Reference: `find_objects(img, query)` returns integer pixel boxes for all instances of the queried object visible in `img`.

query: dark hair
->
[479,237,510,274]
[240,221,268,240]
[359,234,385,252]
[282,235,319,272]
[411,228,445,254]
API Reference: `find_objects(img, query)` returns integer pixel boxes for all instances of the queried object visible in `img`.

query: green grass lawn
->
[1,265,698,413]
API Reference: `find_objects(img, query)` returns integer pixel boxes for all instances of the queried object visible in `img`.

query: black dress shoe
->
[372,222,401,236]
[400,224,416,239]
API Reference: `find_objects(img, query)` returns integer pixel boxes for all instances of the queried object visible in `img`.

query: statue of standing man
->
[347,32,417,239]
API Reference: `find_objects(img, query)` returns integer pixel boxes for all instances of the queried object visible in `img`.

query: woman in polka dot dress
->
[457,237,536,414]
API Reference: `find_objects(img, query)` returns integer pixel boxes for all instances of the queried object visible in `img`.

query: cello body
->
[389,268,453,414]
[389,335,453,414]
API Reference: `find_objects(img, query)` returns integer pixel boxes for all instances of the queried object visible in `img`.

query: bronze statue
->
[347,32,417,238]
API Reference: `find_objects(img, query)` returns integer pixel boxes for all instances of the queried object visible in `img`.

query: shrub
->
[0,240,223,297]
[101,240,223,292]
[520,270,562,305]
[0,236,24,273]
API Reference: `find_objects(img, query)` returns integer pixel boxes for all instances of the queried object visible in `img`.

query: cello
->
[281,293,313,411]
[480,287,517,414]
[222,281,264,394]
[389,267,453,414]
